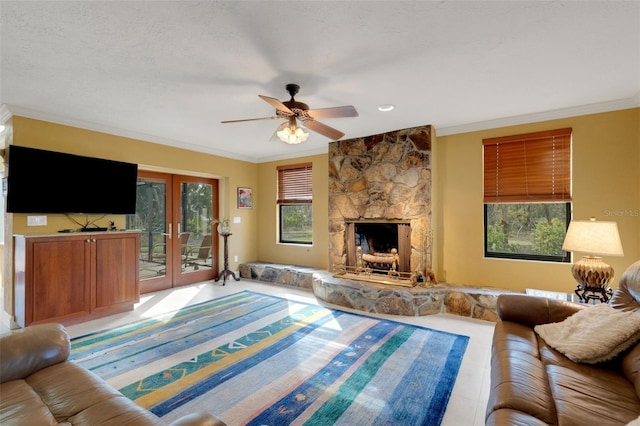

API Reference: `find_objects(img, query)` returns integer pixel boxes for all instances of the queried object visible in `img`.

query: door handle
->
[161,223,172,239]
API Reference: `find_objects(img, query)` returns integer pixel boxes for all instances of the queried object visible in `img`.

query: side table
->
[215,232,240,285]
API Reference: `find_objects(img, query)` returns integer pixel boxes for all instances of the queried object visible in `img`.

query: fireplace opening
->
[355,223,398,257]
[345,221,411,273]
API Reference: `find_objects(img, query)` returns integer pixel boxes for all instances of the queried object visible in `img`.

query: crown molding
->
[1,104,259,163]
[437,96,640,136]
[4,96,638,162]
[255,145,329,163]
[0,104,13,124]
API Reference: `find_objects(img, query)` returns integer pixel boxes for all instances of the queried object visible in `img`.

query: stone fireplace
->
[328,125,434,284]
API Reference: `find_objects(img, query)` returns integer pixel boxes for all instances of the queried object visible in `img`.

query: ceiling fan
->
[221,84,358,144]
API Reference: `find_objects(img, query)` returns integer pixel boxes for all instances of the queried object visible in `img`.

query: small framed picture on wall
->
[237,187,253,209]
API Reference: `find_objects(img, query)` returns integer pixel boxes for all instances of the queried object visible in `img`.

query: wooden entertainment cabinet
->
[13,231,140,327]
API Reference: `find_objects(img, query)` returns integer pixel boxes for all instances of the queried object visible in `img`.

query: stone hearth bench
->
[239,262,517,322]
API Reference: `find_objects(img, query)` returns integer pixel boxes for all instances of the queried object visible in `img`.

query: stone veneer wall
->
[239,262,505,322]
[328,125,434,276]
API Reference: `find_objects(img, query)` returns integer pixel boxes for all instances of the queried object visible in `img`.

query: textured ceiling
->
[1,1,639,163]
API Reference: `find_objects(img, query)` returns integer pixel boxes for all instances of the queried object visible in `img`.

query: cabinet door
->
[93,233,140,311]
[29,237,91,324]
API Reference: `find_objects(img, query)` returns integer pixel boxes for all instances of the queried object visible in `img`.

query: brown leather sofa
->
[486,260,640,425]
[0,323,226,426]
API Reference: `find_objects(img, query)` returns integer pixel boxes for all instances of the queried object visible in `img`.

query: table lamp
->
[562,218,624,301]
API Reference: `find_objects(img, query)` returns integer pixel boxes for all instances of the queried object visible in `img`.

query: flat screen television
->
[6,146,138,214]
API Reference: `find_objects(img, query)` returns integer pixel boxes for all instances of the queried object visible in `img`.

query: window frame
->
[278,203,313,245]
[483,202,571,262]
[483,128,572,262]
[277,163,313,245]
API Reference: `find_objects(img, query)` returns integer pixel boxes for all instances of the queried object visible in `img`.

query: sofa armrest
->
[0,323,70,383]
[609,259,640,311]
[497,294,585,327]
[168,413,227,426]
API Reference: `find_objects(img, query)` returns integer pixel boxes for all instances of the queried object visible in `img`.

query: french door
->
[128,171,219,293]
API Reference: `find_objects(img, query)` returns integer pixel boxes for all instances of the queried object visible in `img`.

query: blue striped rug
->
[70,291,468,425]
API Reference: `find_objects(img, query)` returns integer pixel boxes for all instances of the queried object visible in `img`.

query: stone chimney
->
[328,125,434,278]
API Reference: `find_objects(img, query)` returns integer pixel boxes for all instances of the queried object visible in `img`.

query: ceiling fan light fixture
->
[222,84,357,143]
[277,121,309,145]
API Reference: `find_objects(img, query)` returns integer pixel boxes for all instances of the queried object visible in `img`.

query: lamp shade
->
[562,220,624,256]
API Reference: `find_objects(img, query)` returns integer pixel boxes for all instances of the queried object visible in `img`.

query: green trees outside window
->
[280,204,313,244]
[485,202,570,262]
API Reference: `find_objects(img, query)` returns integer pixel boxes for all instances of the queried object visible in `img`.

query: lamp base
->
[574,284,613,304]
[571,256,615,303]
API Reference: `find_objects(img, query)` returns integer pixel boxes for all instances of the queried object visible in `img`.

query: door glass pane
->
[127,178,168,279]
[180,182,214,273]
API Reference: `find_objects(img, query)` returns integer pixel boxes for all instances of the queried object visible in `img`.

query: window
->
[277,163,312,244]
[483,128,572,262]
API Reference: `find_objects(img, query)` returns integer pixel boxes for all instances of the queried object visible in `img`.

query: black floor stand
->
[575,284,613,304]
[215,232,240,285]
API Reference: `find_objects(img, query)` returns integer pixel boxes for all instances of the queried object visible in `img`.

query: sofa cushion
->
[487,349,557,424]
[26,361,159,425]
[66,395,161,425]
[486,408,549,426]
[0,379,59,426]
[492,321,540,359]
[623,343,640,399]
[547,364,640,425]
[534,304,640,364]
[0,323,69,383]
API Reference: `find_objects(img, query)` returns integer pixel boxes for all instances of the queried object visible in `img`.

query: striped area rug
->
[70,291,469,425]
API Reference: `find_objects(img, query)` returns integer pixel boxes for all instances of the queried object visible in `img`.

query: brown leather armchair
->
[486,260,640,425]
[0,323,226,426]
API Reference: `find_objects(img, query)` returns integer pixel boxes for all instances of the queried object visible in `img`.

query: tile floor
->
[64,279,496,426]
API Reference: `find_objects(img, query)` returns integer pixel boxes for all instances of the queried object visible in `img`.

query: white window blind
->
[277,163,312,204]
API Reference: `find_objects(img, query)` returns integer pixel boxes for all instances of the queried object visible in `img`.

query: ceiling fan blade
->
[221,116,280,123]
[303,120,345,140]
[258,95,293,114]
[306,105,359,119]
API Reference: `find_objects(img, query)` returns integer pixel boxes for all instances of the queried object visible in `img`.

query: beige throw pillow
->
[534,304,640,364]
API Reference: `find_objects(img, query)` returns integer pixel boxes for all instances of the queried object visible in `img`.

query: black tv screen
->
[6,146,138,214]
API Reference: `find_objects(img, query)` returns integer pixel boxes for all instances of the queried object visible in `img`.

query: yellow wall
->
[4,107,639,308]
[256,155,329,269]
[435,108,640,292]
[8,116,259,269]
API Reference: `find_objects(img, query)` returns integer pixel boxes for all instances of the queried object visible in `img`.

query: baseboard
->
[1,308,18,330]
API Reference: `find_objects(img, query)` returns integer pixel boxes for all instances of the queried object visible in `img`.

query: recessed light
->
[378,104,395,112]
